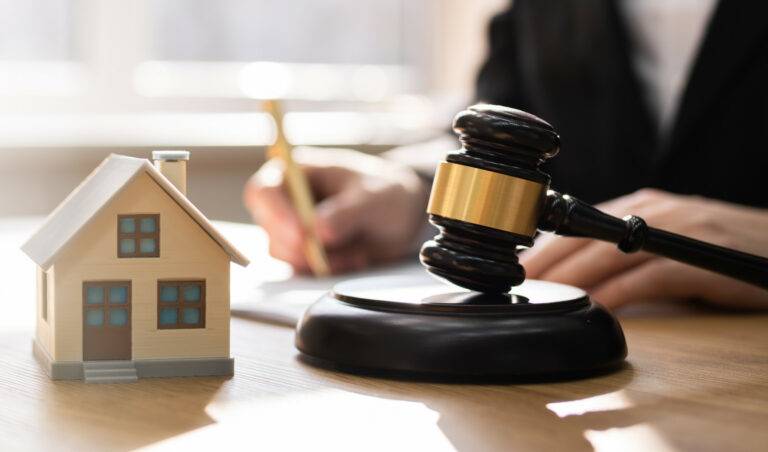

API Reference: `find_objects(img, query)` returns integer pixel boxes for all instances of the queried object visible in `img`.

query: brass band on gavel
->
[427,161,545,238]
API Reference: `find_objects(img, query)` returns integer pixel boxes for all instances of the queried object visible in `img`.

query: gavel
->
[420,104,768,294]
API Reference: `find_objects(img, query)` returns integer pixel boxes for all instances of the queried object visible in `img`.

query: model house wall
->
[36,267,55,357]
[24,153,248,381]
[39,171,232,363]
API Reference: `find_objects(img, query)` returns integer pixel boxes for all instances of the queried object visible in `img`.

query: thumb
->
[314,190,367,247]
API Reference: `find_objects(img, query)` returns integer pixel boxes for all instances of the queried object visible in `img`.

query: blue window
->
[140,217,157,233]
[157,281,205,329]
[119,218,136,233]
[84,282,131,329]
[182,308,200,325]
[159,286,178,303]
[159,308,178,325]
[86,286,104,304]
[183,285,201,302]
[86,309,104,326]
[109,286,128,304]
[109,308,129,326]
[118,214,159,257]
[120,239,136,254]
[140,238,156,254]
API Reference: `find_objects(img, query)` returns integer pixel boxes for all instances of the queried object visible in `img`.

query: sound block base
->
[295,275,627,381]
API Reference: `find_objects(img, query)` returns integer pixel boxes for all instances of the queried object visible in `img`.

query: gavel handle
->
[539,191,768,289]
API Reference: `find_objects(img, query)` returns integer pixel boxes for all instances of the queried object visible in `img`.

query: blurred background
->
[0,0,505,222]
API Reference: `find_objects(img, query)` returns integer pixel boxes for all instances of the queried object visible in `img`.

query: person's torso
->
[476,0,768,207]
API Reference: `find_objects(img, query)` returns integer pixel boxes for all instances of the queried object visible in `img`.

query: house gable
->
[55,171,231,268]
[22,154,248,271]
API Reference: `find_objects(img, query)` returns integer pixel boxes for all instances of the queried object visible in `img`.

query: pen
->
[263,100,331,277]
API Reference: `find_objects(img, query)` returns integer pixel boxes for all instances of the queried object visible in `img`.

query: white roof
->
[22,154,249,269]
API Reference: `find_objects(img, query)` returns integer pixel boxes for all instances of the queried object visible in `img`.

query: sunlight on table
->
[139,389,452,451]
[546,390,634,418]
[585,423,675,452]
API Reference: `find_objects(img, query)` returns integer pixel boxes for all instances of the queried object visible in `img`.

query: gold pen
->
[263,100,331,277]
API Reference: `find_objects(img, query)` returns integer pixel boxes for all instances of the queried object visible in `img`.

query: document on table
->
[217,221,431,327]
[231,261,425,327]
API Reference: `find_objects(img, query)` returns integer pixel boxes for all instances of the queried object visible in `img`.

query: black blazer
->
[475,0,768,207]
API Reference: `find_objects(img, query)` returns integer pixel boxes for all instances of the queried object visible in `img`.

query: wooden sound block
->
[295,275,627,381]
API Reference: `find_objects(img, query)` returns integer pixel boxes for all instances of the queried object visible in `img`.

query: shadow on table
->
[37,374,227,451]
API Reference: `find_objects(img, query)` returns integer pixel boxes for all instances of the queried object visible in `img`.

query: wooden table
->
[1,218,767,451]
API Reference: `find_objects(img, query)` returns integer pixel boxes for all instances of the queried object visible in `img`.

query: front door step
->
[83,361,137,384]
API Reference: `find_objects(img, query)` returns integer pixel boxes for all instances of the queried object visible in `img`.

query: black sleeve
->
[474,1,528,109]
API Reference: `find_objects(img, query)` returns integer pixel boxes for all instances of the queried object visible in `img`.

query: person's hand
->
[520,189,768,309]
[243,147,429,275]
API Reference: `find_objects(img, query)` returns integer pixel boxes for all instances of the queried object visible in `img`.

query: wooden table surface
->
[1,217,767,451]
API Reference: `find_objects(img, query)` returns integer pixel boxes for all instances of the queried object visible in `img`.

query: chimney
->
[152,150,190,195]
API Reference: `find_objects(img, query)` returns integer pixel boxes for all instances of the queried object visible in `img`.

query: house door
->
[83,281,132,360]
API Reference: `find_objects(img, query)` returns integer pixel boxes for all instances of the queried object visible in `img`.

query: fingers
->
[269,240,370,276]
[302,163,356,200]
[590,259,688,308]
[326,243,370,274]
[522,189,681,282]
[590,259,768,309]
[520,234,591,278]
[314,189,368,247]
[244,156,356,272]
[268,237,310,273]
[595,188,678,215]
[245,183,303,247]
[243,146,426,277]
[244,162,307,270]
[248,176,372,275]
[520,189,658,279]
[524,188,768,310]
[538,241,653,289]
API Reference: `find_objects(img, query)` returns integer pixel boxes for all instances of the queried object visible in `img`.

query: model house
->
[22,151,249,382]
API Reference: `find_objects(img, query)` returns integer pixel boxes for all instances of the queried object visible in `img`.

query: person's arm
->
[520,188,768,309]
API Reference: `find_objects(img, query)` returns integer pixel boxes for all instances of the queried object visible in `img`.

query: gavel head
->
[419,104,560,293]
